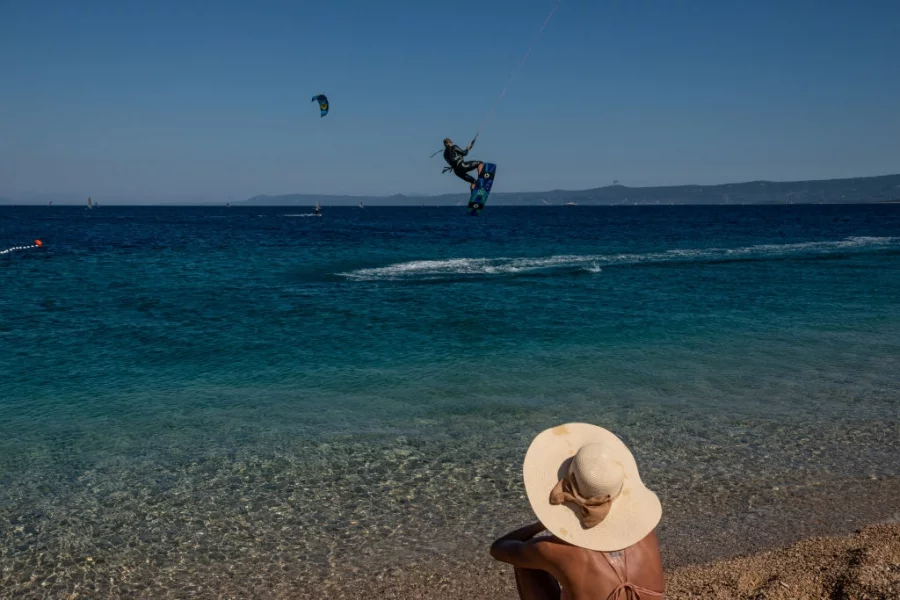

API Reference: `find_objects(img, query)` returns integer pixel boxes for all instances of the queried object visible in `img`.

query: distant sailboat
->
[87,197,94,209]
[359,201,364,209]
[314,202,322,217]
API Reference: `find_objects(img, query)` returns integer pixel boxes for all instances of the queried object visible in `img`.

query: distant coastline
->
[241,173,900,207]
[3,173,899,206]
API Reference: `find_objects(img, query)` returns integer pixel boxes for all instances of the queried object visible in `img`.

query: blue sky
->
[1,0,899,202]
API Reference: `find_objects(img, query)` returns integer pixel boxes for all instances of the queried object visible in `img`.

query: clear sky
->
[1,0,899,203]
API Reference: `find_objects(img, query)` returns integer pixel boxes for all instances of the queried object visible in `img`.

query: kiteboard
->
[467,163,497,216]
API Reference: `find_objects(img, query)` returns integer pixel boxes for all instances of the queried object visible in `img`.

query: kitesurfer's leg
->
[454,167,478,189]
[456,161,482,190]
[470,162,485,190]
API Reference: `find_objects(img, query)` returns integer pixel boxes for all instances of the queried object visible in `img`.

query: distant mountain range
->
[0,193,224,206]
[3,174,899,206]
[242,174,900,206]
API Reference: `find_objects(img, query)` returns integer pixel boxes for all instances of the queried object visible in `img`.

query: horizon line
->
[3,171,899,204]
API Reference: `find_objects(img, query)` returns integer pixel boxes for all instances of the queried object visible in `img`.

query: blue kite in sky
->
[311,94,329,117]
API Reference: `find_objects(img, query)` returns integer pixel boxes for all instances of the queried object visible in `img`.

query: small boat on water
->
[314,202,322,217]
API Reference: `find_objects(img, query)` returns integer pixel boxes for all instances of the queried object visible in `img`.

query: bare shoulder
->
[531,535,595,567]
[636,529,663,558]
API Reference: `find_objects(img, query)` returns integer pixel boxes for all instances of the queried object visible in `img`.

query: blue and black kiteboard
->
[467,163,497,216]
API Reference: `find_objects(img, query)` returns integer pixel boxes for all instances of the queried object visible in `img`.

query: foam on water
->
[338,236,899,281]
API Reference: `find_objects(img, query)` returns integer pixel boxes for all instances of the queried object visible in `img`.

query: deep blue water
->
[1,204,899,592]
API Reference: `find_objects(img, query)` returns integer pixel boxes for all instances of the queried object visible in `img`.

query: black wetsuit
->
[443,145,481,184]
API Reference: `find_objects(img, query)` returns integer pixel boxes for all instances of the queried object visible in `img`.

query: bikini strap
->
[602,550,665,600]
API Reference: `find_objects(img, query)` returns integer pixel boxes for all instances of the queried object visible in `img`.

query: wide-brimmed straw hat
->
[523,423,662,552]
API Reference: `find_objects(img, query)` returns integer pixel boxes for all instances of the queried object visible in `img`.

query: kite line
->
[428,0,564,158]
[472,0,564,142]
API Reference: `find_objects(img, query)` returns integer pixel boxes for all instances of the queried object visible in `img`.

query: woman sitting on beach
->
[490,423,665,600]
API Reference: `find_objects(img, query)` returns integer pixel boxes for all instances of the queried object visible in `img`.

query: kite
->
[311,94,329,117]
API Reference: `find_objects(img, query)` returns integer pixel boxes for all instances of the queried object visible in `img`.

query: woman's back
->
[538,531,664,600]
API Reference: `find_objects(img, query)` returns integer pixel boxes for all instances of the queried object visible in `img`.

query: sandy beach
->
[666,522,900,599]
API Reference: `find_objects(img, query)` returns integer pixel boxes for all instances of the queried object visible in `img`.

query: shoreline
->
[3,476,897,599]
[311,476,900,599]
[330,522,900,600]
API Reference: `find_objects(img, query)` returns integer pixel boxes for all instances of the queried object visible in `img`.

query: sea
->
[1,204,899,597]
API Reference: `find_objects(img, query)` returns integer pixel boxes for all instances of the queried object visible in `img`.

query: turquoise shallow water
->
[1,205,899,595]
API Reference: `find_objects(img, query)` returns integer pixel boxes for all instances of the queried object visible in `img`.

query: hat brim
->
[523,423,661,552]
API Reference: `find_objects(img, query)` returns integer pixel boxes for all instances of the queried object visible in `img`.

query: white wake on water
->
[337,236,898,281]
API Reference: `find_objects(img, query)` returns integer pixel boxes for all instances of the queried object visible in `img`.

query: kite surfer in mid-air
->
[442,137,484,190]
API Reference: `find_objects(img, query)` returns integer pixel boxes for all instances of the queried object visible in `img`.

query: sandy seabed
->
[324,523,900,600]
[3,477,897,599]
